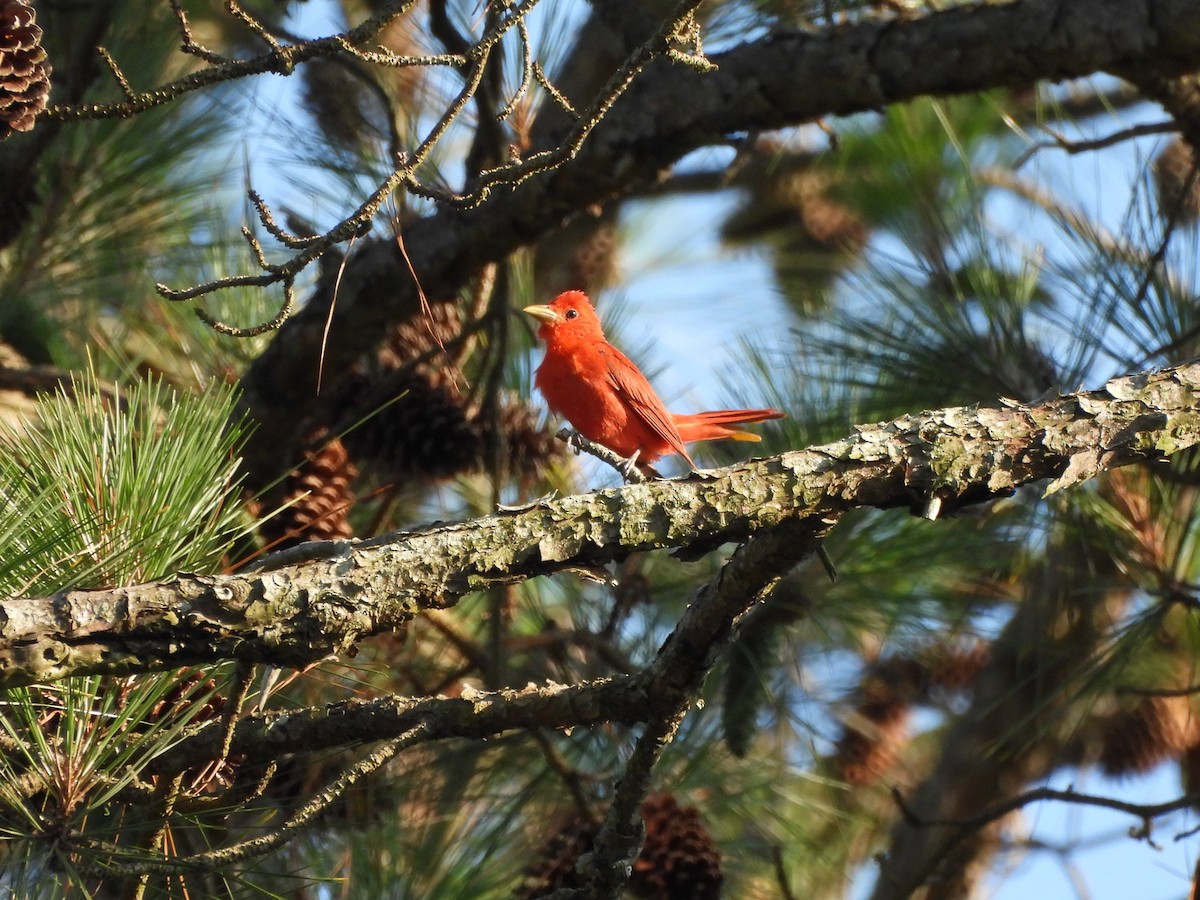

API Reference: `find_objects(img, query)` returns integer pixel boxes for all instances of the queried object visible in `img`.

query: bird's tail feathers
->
[673,408,783,443]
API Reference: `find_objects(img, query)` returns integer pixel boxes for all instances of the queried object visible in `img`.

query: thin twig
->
[555,428,648,484]
[531,730,602,825]
[249,189,318,249]
[97,47,135,99]
[73,726,427,876]
[406,0,710,209]
[227,0,284,57]
[532,61,576,117]
[497,18,534,122]
[48,0,426,121]
[240,226,273,271]
[890,784,1199,839]
[169,0,230,64]
[193,277,297,337]
[1014,120,1177,169]
[157,1,540,315]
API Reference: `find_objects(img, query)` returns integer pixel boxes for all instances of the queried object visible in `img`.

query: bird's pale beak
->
[523,304,561,324]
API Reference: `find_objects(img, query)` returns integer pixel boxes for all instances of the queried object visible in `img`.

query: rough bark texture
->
[234,0,1200,488]
[2,361,1198,688]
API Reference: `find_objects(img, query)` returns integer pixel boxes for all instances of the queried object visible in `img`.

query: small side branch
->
[891,784,1200,846]
[47,0,427,122]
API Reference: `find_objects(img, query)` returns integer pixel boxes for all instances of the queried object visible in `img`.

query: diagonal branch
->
[1,361,1198,689]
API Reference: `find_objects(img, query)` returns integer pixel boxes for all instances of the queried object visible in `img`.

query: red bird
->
[523,290,783,471]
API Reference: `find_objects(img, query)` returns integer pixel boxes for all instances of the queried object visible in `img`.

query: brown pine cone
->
[515,817,597,898]
[833,675,912,786]
[1100,693,1200,776]
[518,793,722,899]
[264,432,358,547]
[0,0,51,140]
[379,303,464,385]
[631,792,723,900]
[341,372,483,480]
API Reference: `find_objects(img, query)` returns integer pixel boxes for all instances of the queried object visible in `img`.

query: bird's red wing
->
[601,345,694,466]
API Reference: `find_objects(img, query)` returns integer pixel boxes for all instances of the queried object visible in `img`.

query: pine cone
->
[0,0,51,140]
[1154,137,1200,224]
[302,59,375,149]
[1100,693,1200,776]
[379,302,464,385]
[515,817,597,898]
[518,794,722,899]
[723,169,868,256]
[833,675,912,786]
[495,393,564,485]
[264,432,357,547]
[330,305,561,487]
[631,792,723,900]
[926,642,990,692]
[535,215,621,297]
[568,222,619,292]
[341,372,483,480]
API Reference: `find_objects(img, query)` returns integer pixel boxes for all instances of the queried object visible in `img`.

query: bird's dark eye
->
[565,308,579,320]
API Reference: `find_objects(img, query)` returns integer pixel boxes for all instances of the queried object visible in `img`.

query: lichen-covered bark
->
[0,362,1197,688]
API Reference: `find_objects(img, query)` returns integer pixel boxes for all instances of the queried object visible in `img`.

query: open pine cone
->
[1,0,51,140]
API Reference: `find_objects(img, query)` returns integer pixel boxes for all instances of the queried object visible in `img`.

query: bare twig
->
[47,0,429,121]
[555,427,649,484]
[156,1,540,318]
[532,61,577,118]
[192,278,297,337]
[226,0,284,57]
[1013,119,1177,169]
[249,189,318,249]
[96,46,135,99]
[169,0,230,64]
[406,0,711,209]
[891,784,1200,844]
[498,18,534,122]
[73,726,427,876]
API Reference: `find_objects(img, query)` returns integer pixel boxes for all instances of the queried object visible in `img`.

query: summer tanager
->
[523,290,783,471]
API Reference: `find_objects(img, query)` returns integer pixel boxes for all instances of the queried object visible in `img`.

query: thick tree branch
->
[151,519,819,781]
[1,362,1198,688]
[235,0,1200,487]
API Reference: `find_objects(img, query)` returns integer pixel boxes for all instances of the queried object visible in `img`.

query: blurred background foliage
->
[0,0,1198,897]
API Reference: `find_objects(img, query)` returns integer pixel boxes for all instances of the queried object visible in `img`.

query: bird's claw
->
[618,450,641,481]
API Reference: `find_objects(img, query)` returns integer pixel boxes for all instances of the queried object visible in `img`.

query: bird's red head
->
[522,290,605,347]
